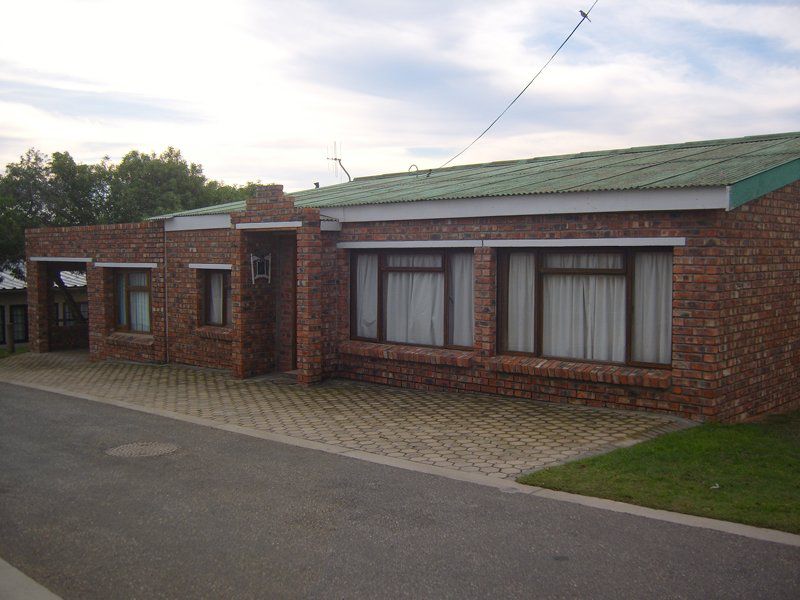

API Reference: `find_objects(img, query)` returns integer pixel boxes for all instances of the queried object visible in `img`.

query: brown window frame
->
[202,270,231,327]
[350,249,474,350]
[114,269,152,333]
[498,247,672,369]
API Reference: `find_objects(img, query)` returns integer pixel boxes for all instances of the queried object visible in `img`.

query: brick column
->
[231,229,249,378]
[295,216,323,384]
[25,260,51,353]
[670,241,724,419]
[473,246,497,358]
[86,265,107,360]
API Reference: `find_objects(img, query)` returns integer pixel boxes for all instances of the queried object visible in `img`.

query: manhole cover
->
[105,442,178,458]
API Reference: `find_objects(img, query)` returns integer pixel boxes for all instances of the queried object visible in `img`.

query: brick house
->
[25,132,800,422]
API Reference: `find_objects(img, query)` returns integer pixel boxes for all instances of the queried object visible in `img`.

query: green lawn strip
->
[517,411,800,534]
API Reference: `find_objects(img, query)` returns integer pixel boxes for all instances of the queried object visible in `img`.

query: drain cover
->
[105,442,178,458]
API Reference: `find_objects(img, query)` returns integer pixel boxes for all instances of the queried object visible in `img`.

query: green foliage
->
[517,411,800,533]
[0,147,255,275]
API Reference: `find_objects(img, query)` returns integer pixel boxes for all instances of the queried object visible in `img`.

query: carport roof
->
[153,131,800,219]
[0,270,86,291]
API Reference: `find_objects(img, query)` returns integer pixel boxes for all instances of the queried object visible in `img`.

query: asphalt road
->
[1,382,798,600]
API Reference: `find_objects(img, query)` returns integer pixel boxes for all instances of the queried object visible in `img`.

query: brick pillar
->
[670,242,724,419]
[25,260,51,353]
[231,229,248,378]
[473,246,497,358]
[295,216,323,384]
[86,265,107,361]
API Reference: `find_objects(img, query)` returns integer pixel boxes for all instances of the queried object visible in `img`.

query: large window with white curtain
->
[203,270,232,327]
[500,249,672,366]
[352,250,474,348]
[115,270,151,333]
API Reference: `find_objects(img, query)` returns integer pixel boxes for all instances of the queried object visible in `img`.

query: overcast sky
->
[1,0,798,191]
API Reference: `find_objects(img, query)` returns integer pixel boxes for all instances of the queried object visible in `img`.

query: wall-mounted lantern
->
[250,254,272,284]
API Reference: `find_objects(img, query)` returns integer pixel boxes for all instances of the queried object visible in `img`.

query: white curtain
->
[633,252,672,364]
[385,254,444,345]
[116,274,127,327]
[448,253,474,347]
[128,272,150,333]
[543,253,625,362]
[355,254,378,338]
[208,272,224,325]
[507,253,536,352]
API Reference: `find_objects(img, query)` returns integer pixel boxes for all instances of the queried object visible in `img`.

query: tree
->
[109,147,207,222]
[0,149,116,273]
[0,147,256,276]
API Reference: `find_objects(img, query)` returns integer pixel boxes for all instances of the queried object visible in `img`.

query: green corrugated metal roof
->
[152,131,800,219]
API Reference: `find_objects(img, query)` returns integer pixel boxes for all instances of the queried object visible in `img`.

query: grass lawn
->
[0,347,28,359]
[517,410,800,533]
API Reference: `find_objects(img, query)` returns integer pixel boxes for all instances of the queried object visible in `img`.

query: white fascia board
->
[30,256,92,263]
[337,240,482,249]
[320,220,342,231]
[485,237,687,248]
[94,262,158,268]
[319,187,729,223]
[164,214,231,231]
[188,263,232,270]
[235,221,303,230]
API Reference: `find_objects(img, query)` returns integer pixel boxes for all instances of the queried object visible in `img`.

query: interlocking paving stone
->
[0,351,690,479]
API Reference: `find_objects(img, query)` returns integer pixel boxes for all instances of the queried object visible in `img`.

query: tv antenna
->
[326,142,352,182]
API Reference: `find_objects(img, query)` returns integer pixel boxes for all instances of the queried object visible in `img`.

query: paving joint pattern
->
[0,351,690,479]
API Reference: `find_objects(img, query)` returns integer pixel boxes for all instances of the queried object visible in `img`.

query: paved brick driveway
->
[0,351,688,479]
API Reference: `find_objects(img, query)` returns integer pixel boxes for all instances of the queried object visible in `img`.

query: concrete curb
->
[0,558,61,600]
[3,377,800,549]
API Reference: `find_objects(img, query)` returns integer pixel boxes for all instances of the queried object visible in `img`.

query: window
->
[115,270,151,333]
[203,270,232,327]
[10,304,28,343]
[54,301,88,326]
[352,250,474,348]
[0,305,5,345]
[500,249,672,366]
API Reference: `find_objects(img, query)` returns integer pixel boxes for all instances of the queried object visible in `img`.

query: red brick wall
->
[230,184,322,382]
[164,228,237,370]
[321,232,340,376]
[717,182,800,421]
[328,209,729,421]
[26,185,317,380]
[27,222,166,363]
[25,182,800,422]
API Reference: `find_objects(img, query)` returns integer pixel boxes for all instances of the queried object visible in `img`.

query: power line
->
[439,1,600,169]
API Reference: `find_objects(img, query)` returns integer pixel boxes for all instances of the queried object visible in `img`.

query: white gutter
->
[318,187,729,223]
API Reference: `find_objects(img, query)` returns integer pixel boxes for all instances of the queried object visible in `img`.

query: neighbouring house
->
[0,269,88,350]
[24,132,800,421]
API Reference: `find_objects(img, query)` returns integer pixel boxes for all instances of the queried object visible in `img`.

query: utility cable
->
[439,1,599,169]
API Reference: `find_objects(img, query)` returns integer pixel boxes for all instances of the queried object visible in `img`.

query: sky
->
[1,0,799,191]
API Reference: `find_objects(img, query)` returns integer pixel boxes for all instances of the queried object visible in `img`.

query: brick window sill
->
[339,340,476,368]
[106,332,154,347]
[195,326,234,341]
[485,355,672,389]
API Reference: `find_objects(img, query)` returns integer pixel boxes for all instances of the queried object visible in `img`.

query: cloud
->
[0,80,199,122]
[0,0,797,190]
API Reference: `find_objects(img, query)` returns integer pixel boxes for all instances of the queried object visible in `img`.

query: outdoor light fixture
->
[250,254,271,284]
